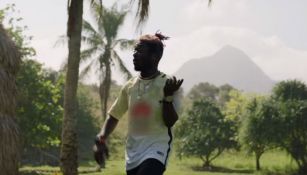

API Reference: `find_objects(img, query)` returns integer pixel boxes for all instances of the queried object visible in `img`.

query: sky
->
[1,0,306,84]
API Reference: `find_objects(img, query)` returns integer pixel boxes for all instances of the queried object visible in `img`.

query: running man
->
[97,32,183,175]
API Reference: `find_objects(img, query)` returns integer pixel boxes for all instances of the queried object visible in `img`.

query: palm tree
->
[60,0,83,175]
[0,23,21,175]
[81,2,133,120]
[60,1,147,174]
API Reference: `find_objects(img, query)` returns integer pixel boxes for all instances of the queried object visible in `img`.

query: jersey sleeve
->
[108,84,129,120]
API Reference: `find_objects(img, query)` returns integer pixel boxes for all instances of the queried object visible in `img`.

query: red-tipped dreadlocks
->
[138,32,170,60]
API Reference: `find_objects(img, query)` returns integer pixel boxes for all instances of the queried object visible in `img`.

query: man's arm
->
[162,76,183,127]
[98,115,119,142]
[162,102,178,127]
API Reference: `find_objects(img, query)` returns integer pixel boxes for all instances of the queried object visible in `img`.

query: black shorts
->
[126,158,166,175]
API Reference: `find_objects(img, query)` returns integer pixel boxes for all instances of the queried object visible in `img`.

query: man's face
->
[133,42,155,71]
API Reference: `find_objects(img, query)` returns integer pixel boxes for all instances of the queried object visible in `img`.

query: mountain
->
[175,45,275,93]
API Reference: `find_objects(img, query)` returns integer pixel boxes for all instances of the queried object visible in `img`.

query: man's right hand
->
[97,134,106,144]
[94,115,118,166]
[93,136,108,166]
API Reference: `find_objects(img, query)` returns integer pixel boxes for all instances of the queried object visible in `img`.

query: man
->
[97,32,183,175]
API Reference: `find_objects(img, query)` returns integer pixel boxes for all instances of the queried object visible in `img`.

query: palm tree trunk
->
[99,48,111,121]
[60,0,83,175]
[99,81,105,119]
[98,64,111,122]
[103,63,111,121]
[0,24,21,175]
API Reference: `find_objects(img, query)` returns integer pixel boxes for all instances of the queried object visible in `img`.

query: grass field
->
[20,150,297,175]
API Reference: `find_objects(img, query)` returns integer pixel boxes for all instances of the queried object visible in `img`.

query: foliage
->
[269,80,307,174]
[16,59,63,149]
[16,60,63,165]
[16,59,104,164]
[176,100,236,167]
[0,4,36,58]
[240,97,279,170]
[76,85,101,161]
[272,79,307,101]
[224,90,249,122]
[275,100,307,174]
[185,82,235,111]
[222,90,251,147]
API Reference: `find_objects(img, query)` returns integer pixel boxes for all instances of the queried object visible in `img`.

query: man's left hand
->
[164,76,184,96]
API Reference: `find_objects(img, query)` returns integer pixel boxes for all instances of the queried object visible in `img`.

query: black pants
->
[126,158,166,175]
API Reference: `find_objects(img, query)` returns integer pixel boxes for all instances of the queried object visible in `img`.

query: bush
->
[176,100,236,167]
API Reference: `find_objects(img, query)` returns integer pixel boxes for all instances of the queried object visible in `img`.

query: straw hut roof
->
[0,23,21,175]
[0,24,21,74]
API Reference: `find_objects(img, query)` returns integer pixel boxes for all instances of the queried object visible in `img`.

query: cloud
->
[184,0,248,20]
[160,26,307,83]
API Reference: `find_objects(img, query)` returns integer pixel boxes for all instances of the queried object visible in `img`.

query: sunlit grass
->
[20,150,297,175]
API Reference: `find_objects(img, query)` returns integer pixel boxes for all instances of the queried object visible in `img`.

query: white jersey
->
[108,72,180,170]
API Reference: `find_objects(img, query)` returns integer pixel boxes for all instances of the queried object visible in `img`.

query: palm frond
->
[54,35,68,48]
[82,20,99,36]
[129,0,150,28]
[82,20,106,47]
[112,50,132,79]
[90,0,103,9]
[81,35,104,48]
[89,1,106,35]
[90,2,127,41]
[90,0,105,17]
[79,59,97,80]
[208,0,213,7]
[113,39,136,50]
[80,46,99,62]
[103,5,127,41]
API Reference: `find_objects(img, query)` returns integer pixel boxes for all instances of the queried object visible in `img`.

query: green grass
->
[20,150,297,175]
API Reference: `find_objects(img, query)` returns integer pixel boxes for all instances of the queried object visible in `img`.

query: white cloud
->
[184,0,248,20]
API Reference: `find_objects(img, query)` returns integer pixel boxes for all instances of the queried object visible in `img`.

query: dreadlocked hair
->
[139,32,170,60]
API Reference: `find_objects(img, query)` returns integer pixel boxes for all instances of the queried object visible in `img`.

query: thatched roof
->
[0,23,21,175]
[0,24,21,74]
[0,24,21,116]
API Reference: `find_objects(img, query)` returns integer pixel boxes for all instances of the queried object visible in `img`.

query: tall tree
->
[0,23,21,175]
[271,80,307,174]
[60,0,83,174]
[176,100,236,168]
[240,97,278,171]
[81,2,132,120]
